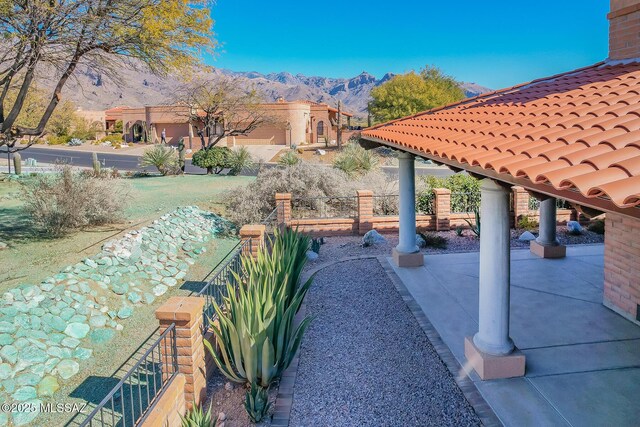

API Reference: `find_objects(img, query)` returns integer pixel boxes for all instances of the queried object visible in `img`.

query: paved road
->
[16,147,454,177]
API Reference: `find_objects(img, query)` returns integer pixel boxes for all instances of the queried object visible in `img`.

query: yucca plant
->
[277,150,300,167]
[180,402,217,427]
[140,144,178,175]
[227,146,254,175]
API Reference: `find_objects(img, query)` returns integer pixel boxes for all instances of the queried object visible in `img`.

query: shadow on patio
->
[389,244,640,426]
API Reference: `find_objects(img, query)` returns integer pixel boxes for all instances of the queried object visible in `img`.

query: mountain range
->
[53,66,491,119]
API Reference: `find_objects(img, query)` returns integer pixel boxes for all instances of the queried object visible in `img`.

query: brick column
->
[239,224,266,258]
[155,297,206,409]
[357,190,374,235]
[275,193,292,228]
[433,188,451,231]
[511,186,530,225]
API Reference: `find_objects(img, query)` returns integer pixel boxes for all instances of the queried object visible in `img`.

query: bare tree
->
[177,76,276,149]
[0,0,215,157]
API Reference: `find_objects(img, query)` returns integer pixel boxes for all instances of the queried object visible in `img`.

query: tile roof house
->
[361,0,640,380]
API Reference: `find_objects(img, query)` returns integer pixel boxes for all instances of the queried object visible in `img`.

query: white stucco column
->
[392,152,423,267]
[530,197,566,258]
[473,179,514,356]
[536,198,558,246]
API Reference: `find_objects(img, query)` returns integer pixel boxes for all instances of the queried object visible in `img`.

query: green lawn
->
[0,173,254,426]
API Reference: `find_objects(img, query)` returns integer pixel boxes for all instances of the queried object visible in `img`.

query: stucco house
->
[361,0,640,381]
[109,99,352,147]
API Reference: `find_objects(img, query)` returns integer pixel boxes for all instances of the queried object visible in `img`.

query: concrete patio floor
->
[389,244,640,427]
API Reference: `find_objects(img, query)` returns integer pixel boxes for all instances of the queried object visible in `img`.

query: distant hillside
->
[46,66,491,118]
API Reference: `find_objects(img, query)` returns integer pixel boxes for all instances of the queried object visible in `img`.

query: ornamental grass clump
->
[204,229,313,423]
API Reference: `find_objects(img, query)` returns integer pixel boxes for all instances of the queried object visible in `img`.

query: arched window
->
[317,121,324,136]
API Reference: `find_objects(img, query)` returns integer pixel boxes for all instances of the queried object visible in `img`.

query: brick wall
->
[603,212,640,324]
[609,0,640,60]
[277,190,582,237]
[140,374,186,427]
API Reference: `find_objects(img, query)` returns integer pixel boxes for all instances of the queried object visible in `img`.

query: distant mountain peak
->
[48,66,491,119]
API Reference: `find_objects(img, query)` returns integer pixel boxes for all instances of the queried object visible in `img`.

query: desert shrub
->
[419,232,448,249]
[588,219,605,235]
[192,147,231,174]
[227,146,254,175]
[140,145,180,175]
[99,135,124,144]
[333,143,379,176]
[20,166,129,236]
[417,174,480,214]
[47,135,72,145]
[277,150,300,166]
[517,216,539,230]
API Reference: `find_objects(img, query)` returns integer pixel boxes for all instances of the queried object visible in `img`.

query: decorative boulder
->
[305,251,319,261]
[416,234,427,248]
[316,149,326,156]
[567,221,583,235]
[518,231,536,242]
[362,230,386,247]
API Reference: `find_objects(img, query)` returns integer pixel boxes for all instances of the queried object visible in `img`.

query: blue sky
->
[207,1,609,89]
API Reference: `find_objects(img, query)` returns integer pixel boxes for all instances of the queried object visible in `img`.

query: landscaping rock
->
[518,231,536,241]
[362,230,386,247]
[567,221,583,235]
[37,376,59,397]
[64,323,90,339]
[55,360,79,380]
[305,251,319,261]
[416,234,427,248]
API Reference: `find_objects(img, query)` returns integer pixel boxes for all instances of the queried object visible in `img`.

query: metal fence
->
[79,324,178,427]
[196,239,250,330]
[528,197,572,210]
[291,196,357,219]
[261,205,280,235]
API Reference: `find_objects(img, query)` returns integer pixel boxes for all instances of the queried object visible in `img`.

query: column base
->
[392,248,424,267]
[464,336,526,380]
[530,241,566,258]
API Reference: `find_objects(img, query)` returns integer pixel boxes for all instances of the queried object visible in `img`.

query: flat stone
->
[49,316,68,332]
[112,283,129,295]
[73,348,92,360]
[64,323,90,339]
[152,285,168,296]
[0,334,13,345]
[162,277,177,287]
[37,375,59,397]
[59,308,75,321]
[143,293,155,305]
[15,373,40,386]
[0,364,13,380]
[89,329,115,345]
[0,322,15,334]
[55,359,79,380]
[19,347,47,364]
[61,337,80,348]
[127,292,141,304]
[84,259,98,268]
[89,315,108,328]
[117,306,133,319]
[2,379,15,392]
[13,386,36,401]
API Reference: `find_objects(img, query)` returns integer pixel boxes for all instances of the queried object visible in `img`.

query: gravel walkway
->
[289,258,481,427]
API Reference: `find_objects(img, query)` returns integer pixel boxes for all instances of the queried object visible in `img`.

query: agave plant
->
[204,229,313,388]
[244,382,271,423]
[180,402,217,427]
[140,144,178,175]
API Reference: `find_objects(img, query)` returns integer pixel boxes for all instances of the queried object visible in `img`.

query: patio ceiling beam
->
[361,136,640,220]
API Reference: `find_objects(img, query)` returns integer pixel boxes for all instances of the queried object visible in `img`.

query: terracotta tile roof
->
[362,61,640,210]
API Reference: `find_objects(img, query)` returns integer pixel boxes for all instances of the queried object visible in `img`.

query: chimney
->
[609,0,640,60]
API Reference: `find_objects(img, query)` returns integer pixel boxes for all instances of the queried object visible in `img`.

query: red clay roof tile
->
[362,61,640,210]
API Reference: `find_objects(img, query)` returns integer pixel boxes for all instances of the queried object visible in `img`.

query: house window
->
[317,121,324,136]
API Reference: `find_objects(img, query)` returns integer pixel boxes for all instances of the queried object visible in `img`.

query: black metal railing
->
[261,205,279,235]
[196,239,250,330]
[79,324,178,427]
[291,196,357,219]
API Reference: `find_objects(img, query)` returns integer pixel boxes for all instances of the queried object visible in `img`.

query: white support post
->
[392,152,423,267]
[464,178,525,380]
[531,197,566,258]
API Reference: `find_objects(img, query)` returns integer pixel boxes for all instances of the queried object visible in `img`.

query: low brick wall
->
[604,212,640,324]
[140,374,186,427]
[279,190,582,237]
